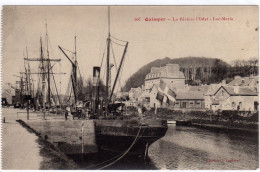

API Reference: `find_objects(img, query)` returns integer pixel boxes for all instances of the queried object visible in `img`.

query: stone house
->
[206,85,258,111]
[174,91,205,109]
[145,63,185,91]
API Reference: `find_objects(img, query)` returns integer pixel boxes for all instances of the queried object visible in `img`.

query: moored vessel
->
[91,7,168,158]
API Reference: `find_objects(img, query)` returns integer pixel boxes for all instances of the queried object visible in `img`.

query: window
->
[221,90,225,96]
[232,102,236,108]
[239,102,242,109]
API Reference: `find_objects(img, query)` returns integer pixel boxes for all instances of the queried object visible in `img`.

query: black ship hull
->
[94,119,168,157]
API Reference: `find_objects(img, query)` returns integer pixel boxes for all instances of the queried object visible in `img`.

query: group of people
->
[63,103,149,120]
[63,105,92,120]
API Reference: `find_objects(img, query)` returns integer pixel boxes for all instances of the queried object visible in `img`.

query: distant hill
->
[122,57,230,91]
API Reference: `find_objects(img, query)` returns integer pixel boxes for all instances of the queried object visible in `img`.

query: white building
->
[145,64,185,91]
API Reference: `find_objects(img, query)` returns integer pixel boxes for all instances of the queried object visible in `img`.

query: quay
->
[2,107,81,170]
[15,109,98,155]
[2,108,43,170]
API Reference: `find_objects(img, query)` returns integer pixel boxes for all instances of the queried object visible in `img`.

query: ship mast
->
[106,6,111,106]
[46,22,51,109]
[105,6,129,104]
[24,23,63,110]
[58,36,78,106]
[26,46,32,96]
[40,37,45,108]
[74,36,77,105]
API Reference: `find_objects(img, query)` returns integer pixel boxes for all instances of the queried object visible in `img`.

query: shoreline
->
[16,119,80,170]
[190,122,258,134]
[146,108,259,133]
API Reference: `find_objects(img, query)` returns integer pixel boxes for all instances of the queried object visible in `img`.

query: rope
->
[110,42,122,90]
[110,35,128,43]
[65,87,72,104]
[97,40,107,85]
[97,125,142,170]
[59,46,75,54]
[48,36,56,60]
[100,39,107,70]
[111,40,126,47]
[77,62,83,82]
[83,126,144,170]
[85,127,145,169]
[50,67,61,106]
[29,48,41,58]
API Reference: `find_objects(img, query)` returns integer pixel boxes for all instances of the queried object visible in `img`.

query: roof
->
[188,85,210,94]
[205,84,222,96]
[216,86,258,96]
[129,87,141,93]
[139,91,150,98]
[134,91,143,99]
[175,91,204,100]
[145,63,185,80]
[228,75,259,87]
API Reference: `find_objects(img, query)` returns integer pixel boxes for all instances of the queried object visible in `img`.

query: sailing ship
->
[24,24,64,113]
[91,7,168,157]
[15,9,167,165]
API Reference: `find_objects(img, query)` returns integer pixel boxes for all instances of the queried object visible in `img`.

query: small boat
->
[167,120,176,124]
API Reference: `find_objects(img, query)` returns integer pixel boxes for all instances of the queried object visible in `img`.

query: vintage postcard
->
[1,5,259,170]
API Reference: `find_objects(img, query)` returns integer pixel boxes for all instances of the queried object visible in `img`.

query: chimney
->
[234,86,239,94]
[222,80,226,86]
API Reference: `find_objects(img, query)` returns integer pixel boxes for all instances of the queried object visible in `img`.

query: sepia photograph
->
[1,5,259,170]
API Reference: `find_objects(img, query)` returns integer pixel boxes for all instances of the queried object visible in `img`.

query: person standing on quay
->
[65,109,68,120]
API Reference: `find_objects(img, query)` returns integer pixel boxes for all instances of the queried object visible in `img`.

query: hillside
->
[122,57,230,91]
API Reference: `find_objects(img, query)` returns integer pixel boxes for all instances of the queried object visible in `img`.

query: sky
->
[2,6,259,94]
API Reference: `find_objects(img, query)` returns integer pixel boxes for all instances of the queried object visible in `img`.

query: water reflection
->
[68,152,157,170]
[67,125,258,170]
[149,125,258,170]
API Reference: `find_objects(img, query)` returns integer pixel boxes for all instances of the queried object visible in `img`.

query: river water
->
[2,108,258,170]
[148,125,258,170]
[71,124,258,170]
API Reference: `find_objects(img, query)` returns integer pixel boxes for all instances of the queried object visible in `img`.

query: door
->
[181,102,186,108]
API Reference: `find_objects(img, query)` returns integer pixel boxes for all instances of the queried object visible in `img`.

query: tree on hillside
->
[122,57,252,91]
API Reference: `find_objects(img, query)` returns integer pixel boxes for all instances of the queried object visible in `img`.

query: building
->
[174,91,205,109]
[204,84,222,109]
[2,90,13,105]
[149,79,176,108]
[138,91,150,107]
[206,85,258,111]
[228,75,258,87]
[145,64,185,91]
[128,87,142,101]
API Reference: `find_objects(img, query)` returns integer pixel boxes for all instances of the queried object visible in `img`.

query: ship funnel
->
[93,67,100,113]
